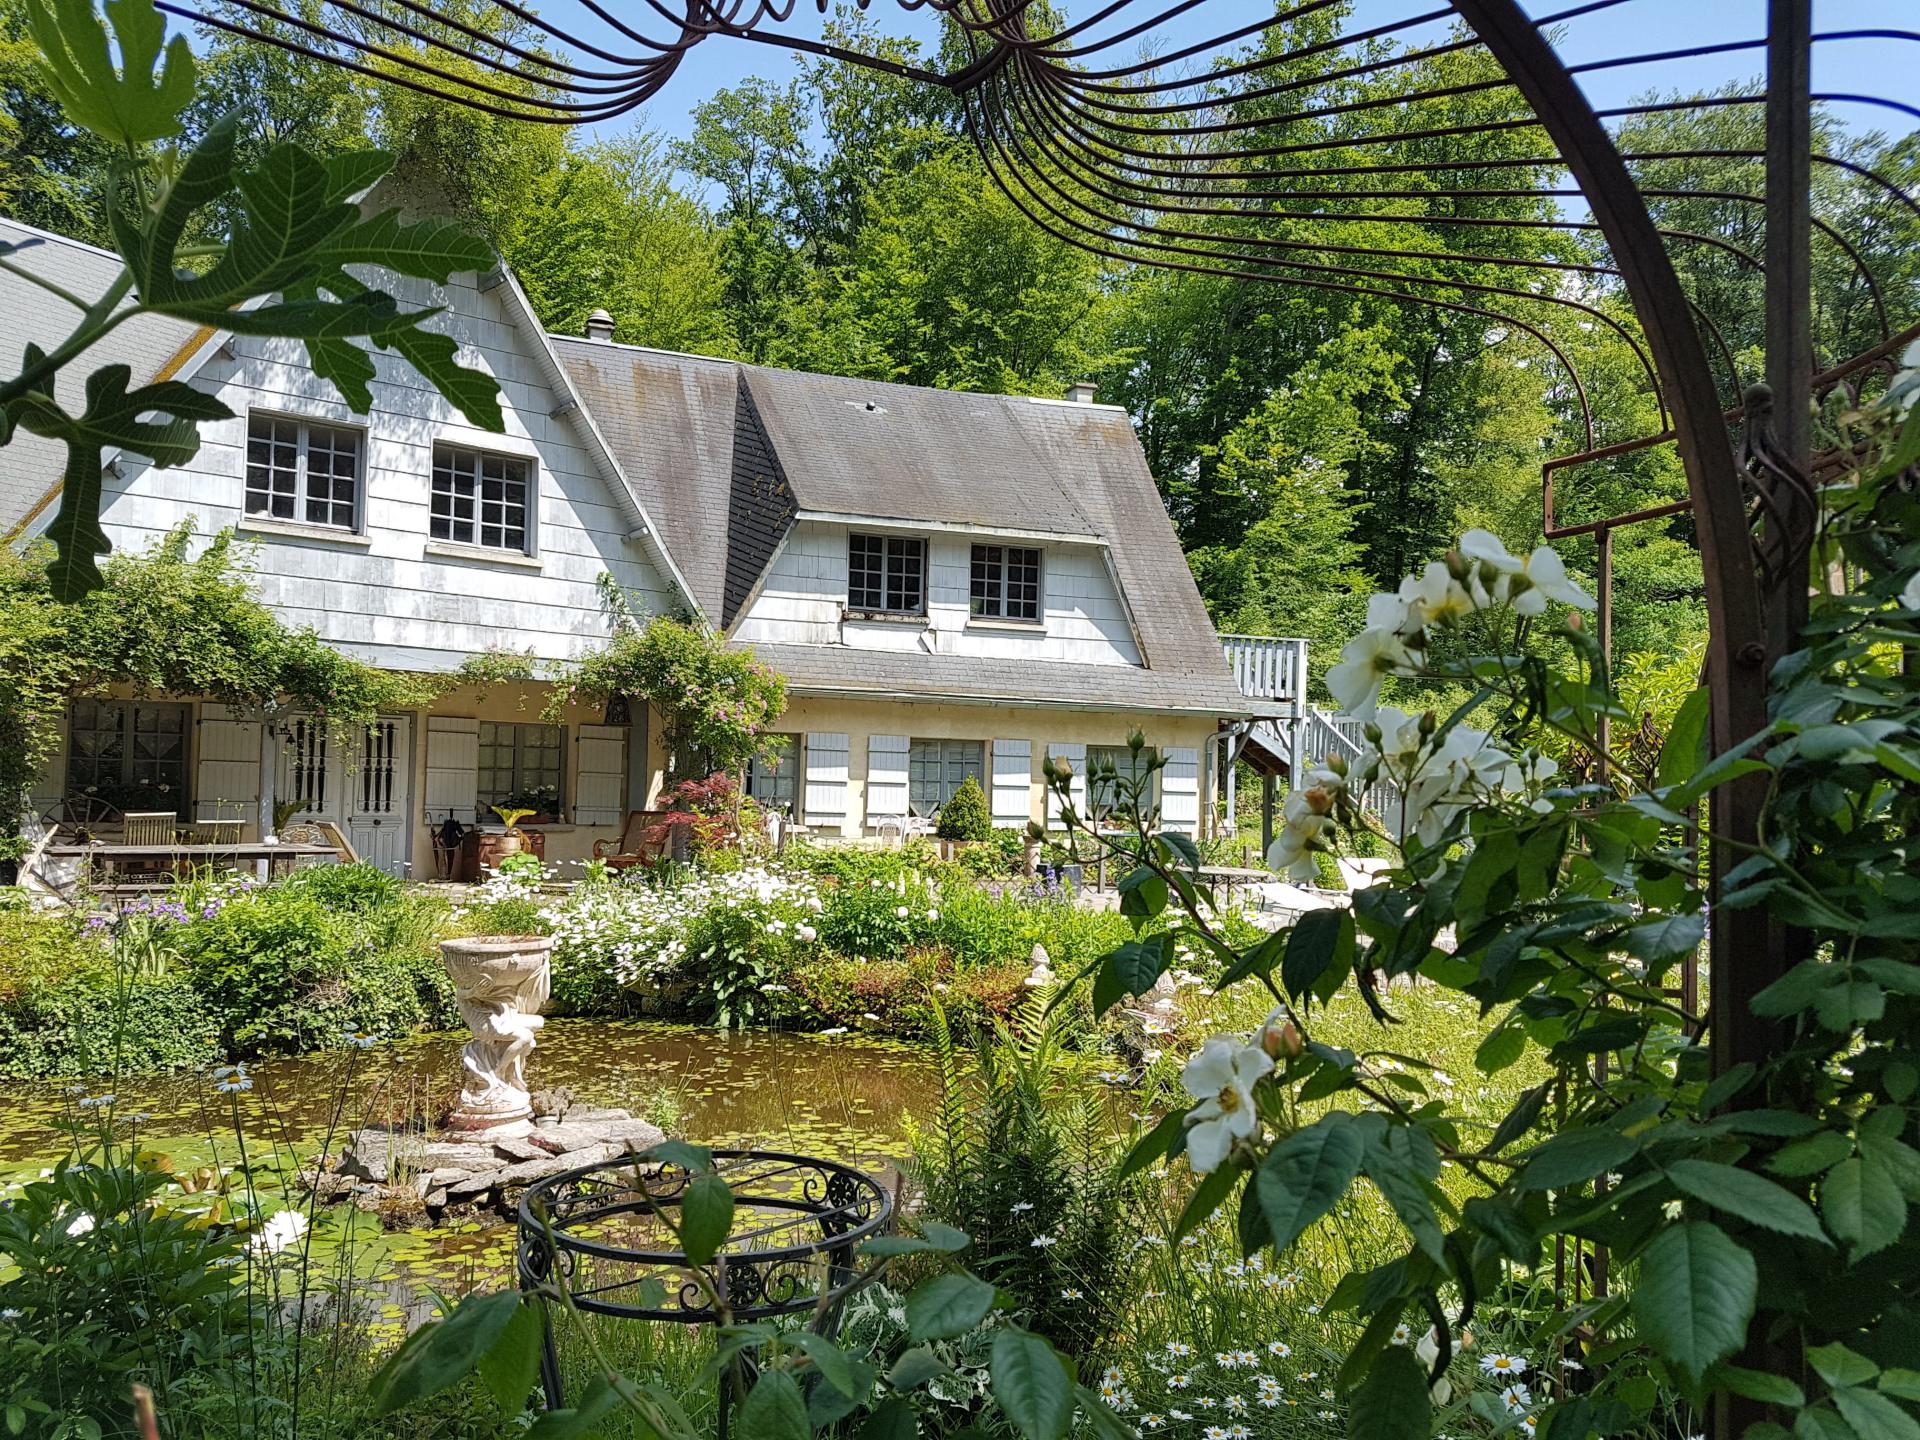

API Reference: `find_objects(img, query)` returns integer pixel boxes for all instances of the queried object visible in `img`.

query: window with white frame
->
[847,532,925,614]
[745,734,802,813]
[477,721,563,817]
[909,738,984,816]
[1088,743,1157,818]
[246,414,363,530]
[432,445,532,552]
[970,543,1042,621]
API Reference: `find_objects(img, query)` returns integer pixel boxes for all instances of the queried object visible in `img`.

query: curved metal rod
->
[993,58,1676,410]
[961,73,1600,451]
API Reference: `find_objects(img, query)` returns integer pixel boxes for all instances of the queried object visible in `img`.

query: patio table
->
[48,841,342,885]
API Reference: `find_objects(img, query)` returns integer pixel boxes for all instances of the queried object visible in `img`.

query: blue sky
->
[576,0,1916,148]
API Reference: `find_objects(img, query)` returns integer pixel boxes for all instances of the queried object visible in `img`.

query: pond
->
[0,1020,942,1306]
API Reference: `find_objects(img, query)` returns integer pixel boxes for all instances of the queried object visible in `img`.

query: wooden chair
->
[280,820,356,868]
[122,812,178,845]
[114,811,181,884]
[185,818,243,847]
[592,810,672,872]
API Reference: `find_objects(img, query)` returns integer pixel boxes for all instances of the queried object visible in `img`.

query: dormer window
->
[848,532,924,615]
[970,544,1042,622]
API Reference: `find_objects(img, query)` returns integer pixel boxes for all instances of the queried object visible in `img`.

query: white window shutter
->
[1162,745,1200,834]
[866,734,910,821]
[425,716,480,822]
[30,712,71,828]
[1045,742,1086,828]
[574,724,627,826]
[991,739,1032,827]
[803,732,850,831]
[196,706,261,822]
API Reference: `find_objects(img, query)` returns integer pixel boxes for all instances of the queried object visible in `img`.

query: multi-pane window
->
[477,722,563,818]
[1088,743,1158,817]
[433,445,532,552]
[970,544,1042,621]
[67,700,191,816]
[909,739,985,816]
[246,414,362,530]
[847,533,925,614]
[745,734,801,814]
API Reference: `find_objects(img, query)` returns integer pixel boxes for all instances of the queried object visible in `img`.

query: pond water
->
[0,1020,942,1304]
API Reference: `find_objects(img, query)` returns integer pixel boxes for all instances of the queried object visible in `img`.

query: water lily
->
[248,1209,309,1258]
[1180,1038,1274,1173]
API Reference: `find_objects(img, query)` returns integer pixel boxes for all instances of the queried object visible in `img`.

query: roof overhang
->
[779,678,1258,719]
[790,509,1107,548]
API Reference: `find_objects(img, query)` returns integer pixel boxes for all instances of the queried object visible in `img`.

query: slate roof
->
[0,218,209,537]
[552,339,1251,718]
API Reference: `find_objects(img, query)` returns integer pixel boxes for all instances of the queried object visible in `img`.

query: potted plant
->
[934,774,992,858]
[462,805,547,880]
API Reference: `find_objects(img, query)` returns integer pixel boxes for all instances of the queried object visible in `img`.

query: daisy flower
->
[1030,1234,1058,1248]
[1499,1384,1533,1414]
[1268,1341,1293,1358]
[1480,1354,1528,1377]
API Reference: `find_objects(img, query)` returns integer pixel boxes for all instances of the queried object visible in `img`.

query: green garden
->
[2,0,1918,1436]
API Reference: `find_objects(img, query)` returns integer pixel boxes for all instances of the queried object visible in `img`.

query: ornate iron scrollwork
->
[1738,382,1821,598]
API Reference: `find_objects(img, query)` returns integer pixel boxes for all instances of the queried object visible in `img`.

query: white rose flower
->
[1180,1038,1274,1173]
[1326,627,1411,719]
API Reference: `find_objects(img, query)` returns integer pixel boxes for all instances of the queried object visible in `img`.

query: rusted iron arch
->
[961,71,1602,452]
[155,2,670,122]
[1073,10,1473,100]
[984,85,1712,412]
[244,0,662,88]
[987,60,1686,409]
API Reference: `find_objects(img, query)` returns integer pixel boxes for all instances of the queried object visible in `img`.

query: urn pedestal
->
[441,935,553,1140]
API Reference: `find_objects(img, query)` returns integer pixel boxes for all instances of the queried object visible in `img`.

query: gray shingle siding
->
[723,373,796,625]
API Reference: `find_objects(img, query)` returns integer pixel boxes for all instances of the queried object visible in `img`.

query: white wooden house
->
[2,210,1259,878]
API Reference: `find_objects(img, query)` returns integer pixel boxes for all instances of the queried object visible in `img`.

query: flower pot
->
[458,827,547,881]
[440,935,553,1139]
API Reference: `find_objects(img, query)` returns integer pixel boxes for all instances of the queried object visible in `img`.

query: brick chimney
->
[1065,379,1097,404]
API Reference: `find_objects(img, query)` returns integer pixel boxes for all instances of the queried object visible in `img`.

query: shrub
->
[286,860,400,912]
[935,774,991,842]
[0,910,219,1077]
[817,871,938,958]
[0,962,219,1078]
[0,1161,261,1437]
[952,828,1026,878]
[172,888,443,1057]
[786,838,939,886]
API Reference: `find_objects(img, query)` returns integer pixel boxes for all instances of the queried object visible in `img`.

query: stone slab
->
[336,1116,666,1205]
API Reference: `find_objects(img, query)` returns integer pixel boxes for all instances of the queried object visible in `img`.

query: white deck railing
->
[1219,633,1309,702]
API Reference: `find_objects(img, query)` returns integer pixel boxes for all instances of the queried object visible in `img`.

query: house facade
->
[2,213,1253,878]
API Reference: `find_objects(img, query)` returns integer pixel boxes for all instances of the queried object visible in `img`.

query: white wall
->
[733,519,1142,667]
[47,271,677,671]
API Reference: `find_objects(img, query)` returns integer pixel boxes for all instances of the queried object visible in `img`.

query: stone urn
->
[441,935,553,1140]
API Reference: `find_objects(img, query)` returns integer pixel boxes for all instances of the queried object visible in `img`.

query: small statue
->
[441,936,553,1137]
